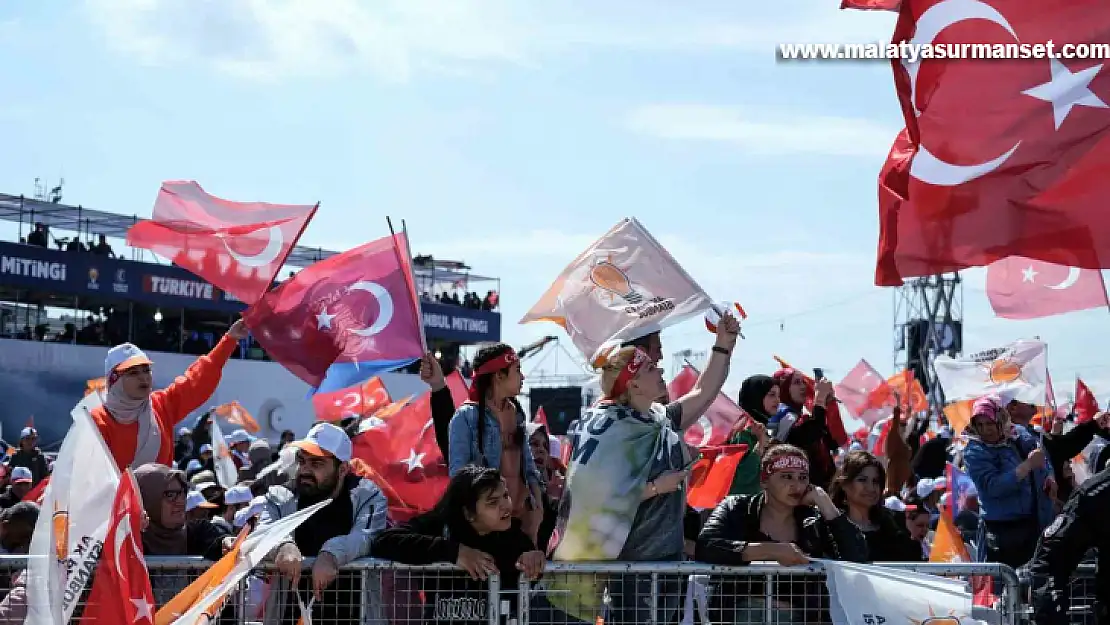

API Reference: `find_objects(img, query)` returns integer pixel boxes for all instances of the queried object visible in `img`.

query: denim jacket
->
[963,428,1055,527]
[447,402,544,490]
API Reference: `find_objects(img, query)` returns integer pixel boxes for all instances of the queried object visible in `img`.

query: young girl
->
[371,465,545,624]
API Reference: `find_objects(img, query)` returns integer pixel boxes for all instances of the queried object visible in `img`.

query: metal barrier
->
[0,556,1021,625]
[1019,561,1098,625]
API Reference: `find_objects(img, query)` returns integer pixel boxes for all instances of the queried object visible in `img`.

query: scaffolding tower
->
[893,273,964,414]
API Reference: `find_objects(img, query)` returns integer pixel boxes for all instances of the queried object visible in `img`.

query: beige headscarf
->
[134,463,188,555]
[104,374,162,466]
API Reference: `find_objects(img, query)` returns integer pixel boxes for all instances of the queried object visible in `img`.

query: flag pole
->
[387,217,428,354]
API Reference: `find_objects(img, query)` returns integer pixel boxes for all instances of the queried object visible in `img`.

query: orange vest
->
[92,335,238,470]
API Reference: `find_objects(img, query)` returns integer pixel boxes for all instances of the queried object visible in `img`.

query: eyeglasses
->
[163,489,185,502]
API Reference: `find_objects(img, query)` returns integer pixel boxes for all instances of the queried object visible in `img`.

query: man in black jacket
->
[1029,465,1110,625]
[8,428,48,486]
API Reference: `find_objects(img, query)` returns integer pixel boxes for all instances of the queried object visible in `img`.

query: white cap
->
[199,444,213,454]
[177,426,191,437]
[104,343,152,377]
[233,496,267,528]
[186,491,217,512]
[884,496,906,512]
[19,427,36,440]
[10,467,32,484]
[185,459,203,473]
[194,481,220,493]
[291,423,352,462]
[224,484,253,506]
[226,429,253,445]
[916,477,946,498]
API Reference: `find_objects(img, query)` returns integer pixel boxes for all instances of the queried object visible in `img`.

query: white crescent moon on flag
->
[114,512,140,578]
[219,226,285,268]
[694,416,713,447]
[347,281,394,338]
[903,0,1022,186]
[1046,266,1081,290]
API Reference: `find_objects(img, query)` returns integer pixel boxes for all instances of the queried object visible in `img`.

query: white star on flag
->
[131,596,154,622]
[316,308,336,330]
[402,449,425,473]
[1022,266,1038,283]
[1023,58,1108,130]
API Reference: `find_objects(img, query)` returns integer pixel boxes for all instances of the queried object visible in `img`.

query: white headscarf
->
[104,376,161,467]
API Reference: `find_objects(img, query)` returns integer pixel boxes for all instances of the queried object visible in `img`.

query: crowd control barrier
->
[0,556,1025,625]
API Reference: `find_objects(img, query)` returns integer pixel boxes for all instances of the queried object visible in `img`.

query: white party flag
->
[25,392,121,624]
[521,217,712,362]
[934,339,1047,405]
[209,417,239,489]
[822,559,980,625]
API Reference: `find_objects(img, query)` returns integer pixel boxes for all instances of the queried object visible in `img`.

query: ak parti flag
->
[873,0,1110,287]
[687,445,748,510]
[520,217,712,363]
[126,181,317,304]
[986,257,1108,319]
[668,364,745,448]
[212,400,260,433]
[245,233,425,392]
[1075,378,1099,424]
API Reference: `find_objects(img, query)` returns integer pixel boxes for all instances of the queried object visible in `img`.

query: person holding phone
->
[695,444,868,623]
[768,368,840,490]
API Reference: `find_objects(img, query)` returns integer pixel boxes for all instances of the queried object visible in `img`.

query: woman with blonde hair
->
[544,311,739,624]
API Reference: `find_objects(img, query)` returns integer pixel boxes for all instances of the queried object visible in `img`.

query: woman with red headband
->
[447,343,544,542]
[696,444,867,623]
[543,310,739,624]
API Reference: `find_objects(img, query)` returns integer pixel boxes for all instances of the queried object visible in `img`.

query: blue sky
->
[2,0,1108,408]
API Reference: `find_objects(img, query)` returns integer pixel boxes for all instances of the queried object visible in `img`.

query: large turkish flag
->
[986,257,1108,318]
[875,0,1110,286]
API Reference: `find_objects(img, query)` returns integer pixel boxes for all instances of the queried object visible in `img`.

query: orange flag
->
[155,526,249,625]
[212,400,261,433]
[943,399,975,435]
[85,378,106,397]
[687,444,748,510]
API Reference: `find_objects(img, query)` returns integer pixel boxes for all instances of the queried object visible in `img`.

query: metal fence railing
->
[0,556,1025,625]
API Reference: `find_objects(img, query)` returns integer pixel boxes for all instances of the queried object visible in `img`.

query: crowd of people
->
[0,308,1104,624]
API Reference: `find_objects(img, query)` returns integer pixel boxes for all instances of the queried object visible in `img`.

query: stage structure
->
[893,273,964,414]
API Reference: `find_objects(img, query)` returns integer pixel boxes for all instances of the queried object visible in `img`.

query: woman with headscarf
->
[91,320,248,470]
[725,375,775,495]
[768,368,839,489]
[134,463,233,607]
[547,311,739,624]
[963,395,1055,569]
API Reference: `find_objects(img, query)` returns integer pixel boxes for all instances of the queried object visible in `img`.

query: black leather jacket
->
[695,492,868,622]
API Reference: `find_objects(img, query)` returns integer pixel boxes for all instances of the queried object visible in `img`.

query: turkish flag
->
[986,257,1107,319]
[126,181,317,303]
[534,406,549,427]
[875,0,1110,286]
[1075,378,1099,424]
[687,445,748,510]
[841,0,900,10]
[835,359,889,425]
[668,364,744,448]
[444,371,470,408]
[351,392,449,520]
[311,376,391,422]
[245,233,425,391]
[80,473,155,625]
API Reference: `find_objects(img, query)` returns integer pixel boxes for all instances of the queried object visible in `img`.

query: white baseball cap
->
[291,423,352,462]
[185,459,203,473]
[10,467,33,484]
[226,429,254,445]
[233,497,267,528]
[19,427,36,440]
[884,496,907,512]
[104,343,153,377]
[199,444,213,454]
[916,477,946,498]
[224,484,253,506]
[186,491,218,512]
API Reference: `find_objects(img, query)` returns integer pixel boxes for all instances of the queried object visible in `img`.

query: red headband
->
[760,454,810,481]
[468,351,520,401]
[607,348,650,399]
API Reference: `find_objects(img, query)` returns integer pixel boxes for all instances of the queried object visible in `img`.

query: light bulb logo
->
[987,358,1022,384]
[589,259,642,304]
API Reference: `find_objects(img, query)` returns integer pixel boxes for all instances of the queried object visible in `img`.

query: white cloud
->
[80,0,899,81]
[626,104,899,157]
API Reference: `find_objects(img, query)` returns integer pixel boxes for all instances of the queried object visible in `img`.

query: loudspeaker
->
[528,387,582,436]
